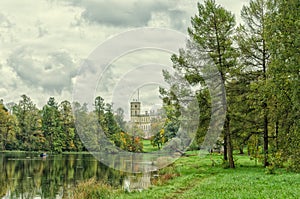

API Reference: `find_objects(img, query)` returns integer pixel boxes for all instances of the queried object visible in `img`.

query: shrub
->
[71,178,115,199]
[265,165,276,175]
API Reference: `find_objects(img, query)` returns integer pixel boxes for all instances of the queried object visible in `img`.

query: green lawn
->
[115,153,300,199]
[71,152,300,199]
[142,139,159,153]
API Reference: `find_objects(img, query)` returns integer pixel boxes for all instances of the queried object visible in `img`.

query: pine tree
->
[236,0,273,167]
[171,0,237,168]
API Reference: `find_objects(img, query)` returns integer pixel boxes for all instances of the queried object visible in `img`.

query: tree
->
[94,97,121,136]
[104,103,121,138]
[42,97,64,153]
[73,102,96,151]
[194,89,211,149]
[0,101,18,150]
[13,95,42,151]
[94,96,106,133]
[151,128,166,149]
[225,75,260,155]
[159,84,181,141]
[266,0,300,171]
[113,131,143,152]
[71,102,85,151]
[172,0,237,168]
[59,100,76,151]
[94,96,124,151]
[236,0,273,167]
[114,107,126,131]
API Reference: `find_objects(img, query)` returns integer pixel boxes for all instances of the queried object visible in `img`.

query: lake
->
[0,152,157,199]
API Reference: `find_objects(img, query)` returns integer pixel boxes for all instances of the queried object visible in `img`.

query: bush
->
[71,178,115,199]
[265,165,276,175]
[112,132,143,152]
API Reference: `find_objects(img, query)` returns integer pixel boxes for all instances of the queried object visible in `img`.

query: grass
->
[70,151,300,199]
[142,139,159,153]
[70,178,122,199]
[118,153,300,199]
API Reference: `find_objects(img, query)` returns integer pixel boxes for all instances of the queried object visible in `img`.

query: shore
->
[69,151,300,199]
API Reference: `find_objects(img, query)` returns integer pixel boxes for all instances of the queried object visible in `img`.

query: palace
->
[130,100,159,139]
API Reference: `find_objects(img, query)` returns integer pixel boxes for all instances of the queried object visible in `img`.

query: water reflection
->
[0,153,130,199]
[123,172,152,192]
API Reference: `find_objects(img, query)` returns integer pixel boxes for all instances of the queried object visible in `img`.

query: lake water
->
[0,152,156,199]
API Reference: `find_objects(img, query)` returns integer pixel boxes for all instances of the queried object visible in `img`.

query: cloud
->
[0,12,15,43]
[216,0,248,24]
[35,21,48,38]
[71,0,170,27]
[0,64,19,90]
[0,12,13,28]
[7,46,78,94]
[56,0,193,31]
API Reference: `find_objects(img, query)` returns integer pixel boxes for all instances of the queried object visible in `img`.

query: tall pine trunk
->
[223,133,228,161]
[226,115,235,168]
[263,108,269,167]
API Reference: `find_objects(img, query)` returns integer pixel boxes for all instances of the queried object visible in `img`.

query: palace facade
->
[130,100,159,138]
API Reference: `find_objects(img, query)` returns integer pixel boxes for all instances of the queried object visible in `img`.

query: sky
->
[0,0,248,115]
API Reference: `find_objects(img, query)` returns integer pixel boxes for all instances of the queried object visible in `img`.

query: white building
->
[129,98,165,139]
[130,100,152,138]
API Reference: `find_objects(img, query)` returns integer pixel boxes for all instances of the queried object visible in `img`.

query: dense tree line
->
[161,0,299,171]
[93,96,143,152]
[0,95,142,153]
[0,95,84,153]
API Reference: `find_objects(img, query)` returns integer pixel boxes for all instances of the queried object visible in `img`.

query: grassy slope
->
[142,139,159,153]
[114,152,300,199]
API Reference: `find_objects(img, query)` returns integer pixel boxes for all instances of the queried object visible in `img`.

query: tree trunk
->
[226,116,235,168]
[275,120,279,150]
[239,145,244,154]
[223,132,228,161]
[263,109,269,167]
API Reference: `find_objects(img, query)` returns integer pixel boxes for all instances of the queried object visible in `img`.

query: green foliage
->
[42,97,64,153]
[266,0,300,172]
[93,96,145,152]
[194,89,211,147]
[0,102,18,150]
[113,132,143,152]
[59,100,77,151]
[0,96,85,153]
[115,107,126,131]
[149,86,181,149]
[150,128,166,149]
[188,0,237,73]
[74,104,100,152]
[236,0,273,167]
[1,94,143,153]
[265,165,276,175]
[94,96,121,138]
[13,95,42,151]
[168,0,237,168]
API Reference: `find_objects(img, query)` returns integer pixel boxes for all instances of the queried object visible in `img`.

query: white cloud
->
[7,46,78,93]
[52,0,197,32]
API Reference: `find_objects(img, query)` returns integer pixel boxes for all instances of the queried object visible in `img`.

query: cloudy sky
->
[0,0,248,113]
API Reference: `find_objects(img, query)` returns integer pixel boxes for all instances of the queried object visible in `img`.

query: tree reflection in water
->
[0,153,130,199]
